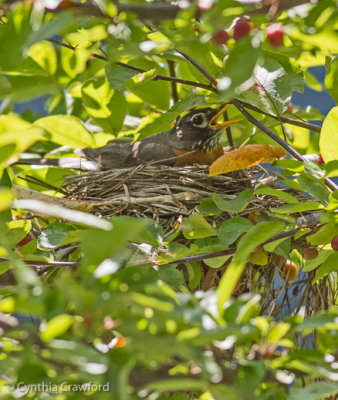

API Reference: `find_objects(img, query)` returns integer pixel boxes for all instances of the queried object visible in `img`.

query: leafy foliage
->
[0,1,337,399]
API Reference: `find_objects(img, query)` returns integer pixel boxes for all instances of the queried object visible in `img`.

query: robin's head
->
[172,105,241,151]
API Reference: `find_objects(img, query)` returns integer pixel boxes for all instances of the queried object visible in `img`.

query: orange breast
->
[174,147,224,166]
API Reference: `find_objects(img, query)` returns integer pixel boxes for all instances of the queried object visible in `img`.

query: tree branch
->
[47,39,216,92]
[167,60,179,103]
[223,109,234,147]
[0,257,77,267]
[238,100,321,133]
[177,50,217,87]
[232,99,338,192]
[166,227,305,265]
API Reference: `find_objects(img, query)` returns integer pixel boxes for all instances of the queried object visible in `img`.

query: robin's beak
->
[209,104,242,131]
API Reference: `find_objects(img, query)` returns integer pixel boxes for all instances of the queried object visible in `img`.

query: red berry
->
[318,154,324,164]
[303,247,318,260]
[279,260,298,282]
[233,19,252,41]
[287,102,292,113]
[331,236,338,251]
[267,23,284,47]
[212,30,230,45]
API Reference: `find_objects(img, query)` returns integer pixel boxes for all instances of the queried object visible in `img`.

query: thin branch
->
[166,228,304,265]
[238,100,321,133]
[0,257,77,267]
[47,39,216,92]
[232,99,338,192]
[167,60,179,103]
[223,109,234,148]
[177,50,217,87]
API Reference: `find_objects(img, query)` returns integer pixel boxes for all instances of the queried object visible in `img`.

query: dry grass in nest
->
[63,164,300,230]
[63,164,335,318]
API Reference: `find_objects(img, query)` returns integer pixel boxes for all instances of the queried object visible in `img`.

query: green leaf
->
[0,4,32,71]
[319,106,338,162]
[105,64,140,89]
[116,59,170,110]
[307,223,338,246]
[28,42,57,76]
[325,56,338,103]
[325,160,338,178]
[197,197,223,215]
[82,78,126,133]
[27,12,72,46]
[289,382,338,400]
[0,74,58,102]
[40,314,74,341]
[304,69,322,91]
[80,217,151,268]
[186,262,202,289]
[265,51,304,93]
[241,57,292,115]
[0,114,44,152]
[106,64,158,89]
[313,252,338,282]
[34,115,95,148]
[268,322,290,344]
[0,143,16,165]
[0,187,13,212]
[275,159,304,172]
[107,90,127,133]
[212,189,254,213]
[218,220,285,312]
[61,46,90,79]
[270,202,324,214]
[218,37,262,99]
[0,74,11,95]
[297,175,330,204]
[181,214,215,239]
[295,313,338,331]
[303,161,326,179]
[38,222,74,250]
[6,219,32,248]
[217,217,253,245]
[204,255,231,268]
[255,185,299,204]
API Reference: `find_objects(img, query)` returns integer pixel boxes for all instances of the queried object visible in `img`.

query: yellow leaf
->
[209,144,286,176]
[320,106,338,162]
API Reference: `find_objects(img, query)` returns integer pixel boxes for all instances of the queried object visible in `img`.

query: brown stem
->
[177,50,217,87]
[238,100,321,133]
[47,39,216,92]
[223,109,234,148]
[232,99,338,192]
[167,60,179,103]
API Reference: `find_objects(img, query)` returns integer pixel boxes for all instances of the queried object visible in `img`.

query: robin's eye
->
[191,113,207,127]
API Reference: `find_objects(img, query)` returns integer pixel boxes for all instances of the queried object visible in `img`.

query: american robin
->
[16,105,240,170]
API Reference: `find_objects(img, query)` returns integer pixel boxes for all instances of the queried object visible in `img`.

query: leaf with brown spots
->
[209,144,286,176]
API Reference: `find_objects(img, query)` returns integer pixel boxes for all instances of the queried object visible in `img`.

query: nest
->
[64,164,276,229]
[63,164,336,319]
